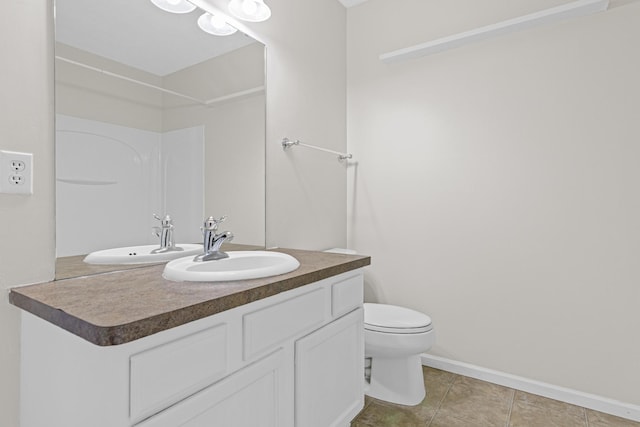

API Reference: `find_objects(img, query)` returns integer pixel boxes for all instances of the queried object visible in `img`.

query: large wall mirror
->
[54,0,266,278]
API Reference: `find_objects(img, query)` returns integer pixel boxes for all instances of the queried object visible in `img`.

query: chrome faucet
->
[194,215,234,262]
[151,214,183,254]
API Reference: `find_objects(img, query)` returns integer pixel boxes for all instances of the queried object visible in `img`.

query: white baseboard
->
[421,354,640,422]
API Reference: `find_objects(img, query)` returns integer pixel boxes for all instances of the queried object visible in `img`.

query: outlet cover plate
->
[0,150,33,194]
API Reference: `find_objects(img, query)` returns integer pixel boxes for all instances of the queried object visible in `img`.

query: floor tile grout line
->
[584,406,590,427]
[426,373,458,427]
[505,388,516,427]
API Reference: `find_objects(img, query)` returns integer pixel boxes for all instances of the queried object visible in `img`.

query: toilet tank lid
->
[364,303,432,330]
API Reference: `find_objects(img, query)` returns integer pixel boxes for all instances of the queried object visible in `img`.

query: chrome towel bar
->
[281,137,352,162]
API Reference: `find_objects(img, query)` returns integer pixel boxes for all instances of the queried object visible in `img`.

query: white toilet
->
[323,249,435,406]
[364,303,435,406]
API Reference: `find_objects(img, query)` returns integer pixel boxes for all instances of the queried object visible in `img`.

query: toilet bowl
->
[364,303,435,406]
[322,249,435,406]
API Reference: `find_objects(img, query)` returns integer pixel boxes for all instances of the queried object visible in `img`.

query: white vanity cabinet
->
[295,308,364,427]
[20,270,365,427]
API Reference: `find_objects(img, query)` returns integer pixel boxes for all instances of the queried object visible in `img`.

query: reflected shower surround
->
[149,0,271,37]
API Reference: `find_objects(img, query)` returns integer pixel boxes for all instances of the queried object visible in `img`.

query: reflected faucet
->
[194,215,234,262]
[151,214,183,253]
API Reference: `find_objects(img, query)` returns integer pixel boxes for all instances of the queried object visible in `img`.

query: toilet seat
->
[364,303,433,334]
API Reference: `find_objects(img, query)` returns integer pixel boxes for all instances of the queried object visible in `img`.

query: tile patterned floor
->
[351,367,640,427]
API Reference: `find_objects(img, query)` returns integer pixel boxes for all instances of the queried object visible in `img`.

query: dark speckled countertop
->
[10,248,370,346]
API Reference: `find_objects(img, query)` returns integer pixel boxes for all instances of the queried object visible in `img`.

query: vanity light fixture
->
[150,0,240,37]
[198,13,238,36]
[149,0,196,14]
[228,0,271,22]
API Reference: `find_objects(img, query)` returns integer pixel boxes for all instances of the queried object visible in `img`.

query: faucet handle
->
[202,215,227,231]
[153,214,173,227]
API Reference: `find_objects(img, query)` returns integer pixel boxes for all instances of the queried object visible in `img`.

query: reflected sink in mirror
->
[54,0,266,280]
[163,251,300,282]
[84,244,203,265]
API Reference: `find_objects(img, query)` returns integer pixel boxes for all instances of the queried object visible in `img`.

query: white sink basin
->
[163,251,300,282]
[83,244,203,265]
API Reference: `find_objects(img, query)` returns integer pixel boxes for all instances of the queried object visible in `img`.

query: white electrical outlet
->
[0,150,33,194]
[11,160,26,172]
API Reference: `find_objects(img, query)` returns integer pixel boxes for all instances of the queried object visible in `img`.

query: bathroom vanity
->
[10,248,370,427]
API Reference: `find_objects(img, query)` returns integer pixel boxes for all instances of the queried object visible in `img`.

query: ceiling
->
[55,0,256,76]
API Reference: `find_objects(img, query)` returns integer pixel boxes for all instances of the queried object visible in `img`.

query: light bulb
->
[241,0,258,15]
[149,0,196,14]
[210,15,227,29]
[198,12,238,36]
[228,0,270,22]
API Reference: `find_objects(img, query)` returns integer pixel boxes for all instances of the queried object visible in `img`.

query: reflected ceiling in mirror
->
[54,0,266,279]
[55,0,254,76]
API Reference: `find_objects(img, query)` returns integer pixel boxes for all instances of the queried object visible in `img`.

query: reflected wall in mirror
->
[54,0,266,270]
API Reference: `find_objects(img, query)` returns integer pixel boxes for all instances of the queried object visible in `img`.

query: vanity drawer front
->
[135,349,286,427]
[332,273,363,317]
[243,288,326,360]
[130,323,228,423]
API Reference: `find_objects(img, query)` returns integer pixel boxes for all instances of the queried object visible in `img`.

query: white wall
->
[162,44,265,245]
[347,0,640,407]
[261,0,347,250]
[162,127,205,245]
[163,96,265,245]
[55,43,164,132]
[195,0,348,250]
[0,1,55,425]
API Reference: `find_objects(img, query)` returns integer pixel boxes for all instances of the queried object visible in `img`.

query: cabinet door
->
[295,308,364,427]
[136,349,287,427]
